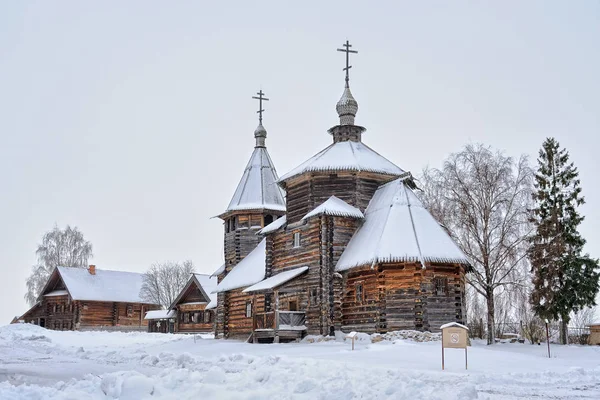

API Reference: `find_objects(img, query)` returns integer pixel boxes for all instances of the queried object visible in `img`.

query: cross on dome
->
[252,90,269,147]
[336,40,359,126]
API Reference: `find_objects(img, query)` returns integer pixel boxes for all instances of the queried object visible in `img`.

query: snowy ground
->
[1,324,599,399]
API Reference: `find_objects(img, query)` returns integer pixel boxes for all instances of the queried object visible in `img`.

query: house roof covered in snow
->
[302,196,364,220]
[278,141,405,184]
[221,146,285,217]
[51,266,155,304]
[258,215,287,235]
[215,239,266,293]
[210,263,226,278]
[169,273,218,310]
[144,310,176,320]
[336,178,470,271]
[243,266,309,293]
[194,274,218,310]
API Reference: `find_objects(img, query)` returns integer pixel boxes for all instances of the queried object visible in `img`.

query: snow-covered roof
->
[302,196,364,220]
[440,322,469,330]
[215,239,266,293]
[279,141,404,183]
[144,310,176,320]
[336,178,470,271]
[210,264,225,278]
[55,266,156,304]
[258,215,286,235]
[243,266,309,293]
[223,147,285,215]
[43,290,69,297]
[194,274,218,310]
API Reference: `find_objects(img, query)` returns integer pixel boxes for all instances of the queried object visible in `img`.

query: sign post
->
[440,322,469,370]
[346,331,358,350]
[545,319,551,358]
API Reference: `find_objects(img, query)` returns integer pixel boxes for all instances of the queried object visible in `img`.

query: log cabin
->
[17,265,161,331]
[214,42,470,342]
[169,273,218,334]
[144,310,176,333]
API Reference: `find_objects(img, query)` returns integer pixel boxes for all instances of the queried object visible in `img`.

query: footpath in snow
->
[0,324,599,399]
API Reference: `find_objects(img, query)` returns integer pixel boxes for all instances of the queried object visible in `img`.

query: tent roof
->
[222,147,285,216]
[336,178,470,271]
[279,141,404,183]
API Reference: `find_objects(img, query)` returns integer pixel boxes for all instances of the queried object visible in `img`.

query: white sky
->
[1,1,598,324]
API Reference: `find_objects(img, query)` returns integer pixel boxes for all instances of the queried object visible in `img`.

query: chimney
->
[88,265,96,275]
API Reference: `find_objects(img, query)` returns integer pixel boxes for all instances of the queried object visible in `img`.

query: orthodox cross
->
[252,90,269,124]
[337,40,358,85]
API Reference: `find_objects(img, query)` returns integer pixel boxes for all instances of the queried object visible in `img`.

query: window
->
[289,300,298,311]
[264,215,274,226]
[231,217,236,230]
[60,304,65,314]
[83,303,89,310]
[52,304,57,313]
[225,219,230,233]
[293,232,301,248]
[126,305,134,317]
[183,312,189,323]
[434,277,449,296]
[204,311,211,323]
[245,301,252,318]
[309,288,318,306]
[355,283,364,303]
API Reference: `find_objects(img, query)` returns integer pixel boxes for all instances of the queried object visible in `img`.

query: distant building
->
[17,265,161,331]
[169,273,217,334]
[214,42,470,342]
[144,310,176,333]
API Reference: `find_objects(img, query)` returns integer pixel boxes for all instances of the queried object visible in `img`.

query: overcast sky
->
[1,1,598,324]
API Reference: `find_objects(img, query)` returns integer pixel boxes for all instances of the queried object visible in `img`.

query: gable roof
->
[278,141,405,183]
[169,273,218,310]
[302,196,364,220]
[215,239,266,293]
[222,147,286,216]
[49,266,157,304]
[336,178,470,271]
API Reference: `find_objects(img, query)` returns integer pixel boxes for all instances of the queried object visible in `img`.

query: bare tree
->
[420,144,533,344]
[140,260,195,308]
[25,225,93,306]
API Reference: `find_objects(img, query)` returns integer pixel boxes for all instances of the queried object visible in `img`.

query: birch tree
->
[140,260,195,309]
[25,225,93,305]
[420,144,533,344]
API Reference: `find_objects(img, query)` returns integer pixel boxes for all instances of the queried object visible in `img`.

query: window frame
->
[355,283,364,303]
[126,304,134,317]
[308,287,318,307]
[434,276,449,296]
[245,301,253,318]
[293,232,301,248]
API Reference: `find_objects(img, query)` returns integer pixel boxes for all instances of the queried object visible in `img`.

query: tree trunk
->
[486,288,495,345]
[560,316,569,345]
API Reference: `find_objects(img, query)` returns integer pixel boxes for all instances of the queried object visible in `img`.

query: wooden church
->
[213,41,470,342]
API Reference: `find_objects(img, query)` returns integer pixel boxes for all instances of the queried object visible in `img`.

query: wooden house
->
[169,273,218,333]
[17,265,161,331]
[144,310,176,333]
[214,44,470,342]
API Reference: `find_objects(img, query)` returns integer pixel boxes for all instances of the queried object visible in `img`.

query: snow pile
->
[302,330,441,344]
[2,323,600,399]
[372,330,441,343]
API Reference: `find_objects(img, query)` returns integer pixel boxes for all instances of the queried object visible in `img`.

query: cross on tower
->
[252,90,269,124]
[337,40,358,86]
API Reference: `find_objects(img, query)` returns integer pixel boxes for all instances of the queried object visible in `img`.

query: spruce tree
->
[528,138,599,344]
